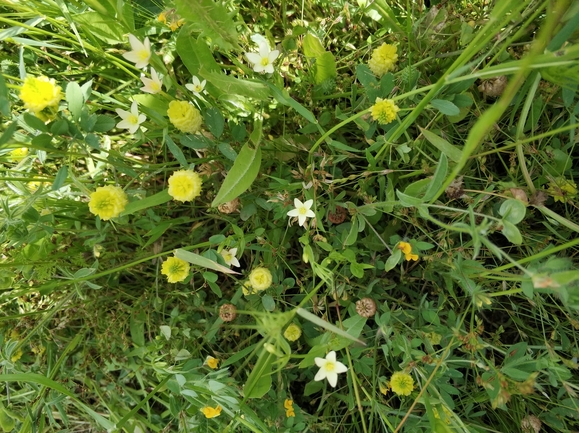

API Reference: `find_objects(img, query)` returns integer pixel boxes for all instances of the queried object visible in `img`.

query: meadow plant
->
[0,0,578,432]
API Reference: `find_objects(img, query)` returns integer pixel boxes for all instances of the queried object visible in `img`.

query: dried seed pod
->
[328,206,348,224]
[356,297,377,318]
[521,415,541,433]
[218,197,240,214]
[219,303,237,322]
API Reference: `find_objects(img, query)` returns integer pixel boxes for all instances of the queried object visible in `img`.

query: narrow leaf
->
[424,153,448,202]
[296,307,366,346]
[121,190,172,216]
[212,143,261,207]
[420,128,462,162]
[174,249,240,275]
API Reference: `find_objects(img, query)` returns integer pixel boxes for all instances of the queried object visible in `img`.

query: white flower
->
[245,43,280,74]
[122,34,151,69]
[314,351,348,387]
[140,68,163,94]
[115,101,146,134]
[287,198,315,227]
[185,76,206,97]
[220,248,240,268]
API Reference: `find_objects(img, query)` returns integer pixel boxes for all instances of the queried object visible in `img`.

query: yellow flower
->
[371,98,399,124]
[283,323,302,342]
[88,185,128,220]
[206,356,219,369]
[201,405,222,418]
[167,169,202,202]
[368,43,398,76]
[284,399,295,417]
[9,147,28,161]
[397,241,418,261]
[169,19,185,32]
[167,100,202,134]
[19,75,62,119]
[161,256,190,283]
[547,177,577,203]
[11,348,23,363]
[390,371,414,396]
[249,267,272,291]
[158,11,167,24]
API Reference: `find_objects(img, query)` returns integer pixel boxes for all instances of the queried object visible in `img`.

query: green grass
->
[0,0,578,432]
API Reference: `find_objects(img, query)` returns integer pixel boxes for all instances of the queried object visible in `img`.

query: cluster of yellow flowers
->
[19,75,62,120]
[283,323,302,342]
[158,9,185,32]
[161,256,190,283]
[397,241,418,261]
[368,43,398,76]
[88,186,128,221]
[371,98,400,124]
[284,399,295,417]
[389,371,414,396]
[242,267,273,295]
[167,100,203,134]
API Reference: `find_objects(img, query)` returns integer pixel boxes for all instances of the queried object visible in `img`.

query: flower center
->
[325,361,335,372]
[137,49,149,61]
[260,57,270,66]
[127,114,139,125]
[298,207,308,215]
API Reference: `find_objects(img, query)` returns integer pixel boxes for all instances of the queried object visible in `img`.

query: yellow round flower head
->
[283,323,302,342]
[167,100,202,134]
[206,356,219,369]
[9,147,28,161]
[368,43,398,76]
[88,185,128,220]
[161,256,190,283]
[167,169,202,202]
[19,76,62,119]
[390,371,414,396]
[249,267,272,291]
[371,98,400,124]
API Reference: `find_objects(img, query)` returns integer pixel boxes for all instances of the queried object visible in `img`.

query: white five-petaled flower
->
[185,76,206,98]
[314,351,348,388]
[245,43,280,74]
[122,34,151,69]
[140,68,163,94]
[115,101,146,134]
[221,248,240,268]
[287,198,315,227]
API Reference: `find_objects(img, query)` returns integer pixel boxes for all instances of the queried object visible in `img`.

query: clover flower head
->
[390,371,414,396]
[221,248,240,268]
[368,42,398,76]
[284,399,295,417]
[9,147,28,161]
[397,241,418,261]
[371,98,400,125]
[185,76,206,98]
[167,100,202,134]
[283,323,302,342]
[200,405,222,419]
[122,34,151,69]
[161,256,190,283]
[248,267,272,291]
[245,42,280,74]
[167,169,202,202]
[314,351,348,387]
[88,185,128,220]
[287,198,315,227]
[19,75,62,119]
[140,68,163,94]
[115,101,146,134]
[206,356,219,369]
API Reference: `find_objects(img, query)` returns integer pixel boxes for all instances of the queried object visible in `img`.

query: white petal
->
[314,368,327,382]
[326,351,337,362]
[264,64,274,74]
[130,101,139,115]
[115,108,130,119]
[245,52,261,65]
[298,214,307,226]
[287,209,300,217]
[230,248,238,255]
[128,34,142,50]
[269,49,280,61]
[326,371,338,387]
[259,44,270,58]
[231,257,240,268]
[303,199,313,210]
[305,209,316,218]
[293,198,304,208]
[138,114,146,123]
[185,83,194,91]
[253,64,266,73]
[314,357,326,368]
[334,362,348,374]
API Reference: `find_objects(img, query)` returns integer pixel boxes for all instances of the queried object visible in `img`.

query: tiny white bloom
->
[122,34,151,69]
[185,76,206,98]
[287,198,315,227]
[314,351,348,387]
[140,68,163,94]
[221,248,240,268]
[245,43,280,74]
[115,101,146,134]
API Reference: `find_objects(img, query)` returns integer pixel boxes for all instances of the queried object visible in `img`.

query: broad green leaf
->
[384,248,402,272]
[52,166,68,191]
[212,143,262,207]
[420,128,462,162]
[296,307,366,346]
[501,219,522,245]
[72,12,125,44]
[0,122,18,147]
[176,31,221,78]
[314,51,337,84]
[430,99,460,116]
[133,94,169,126]
[23,112,48,132]
[396,190,423,207]
[243,344,274,398]
[424,153,448,202]
[121,190,172,216]
[130,312,145,347]
[266,83,317,124]
[200,70,270,100]
[303,33,325,58]
[499,198,526,224]
[174,249,240,275]
[204,107,224,138]
[66,82,83,121]
[160,325,171,340]
[175,0,240,51]
[165,134,188,167]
